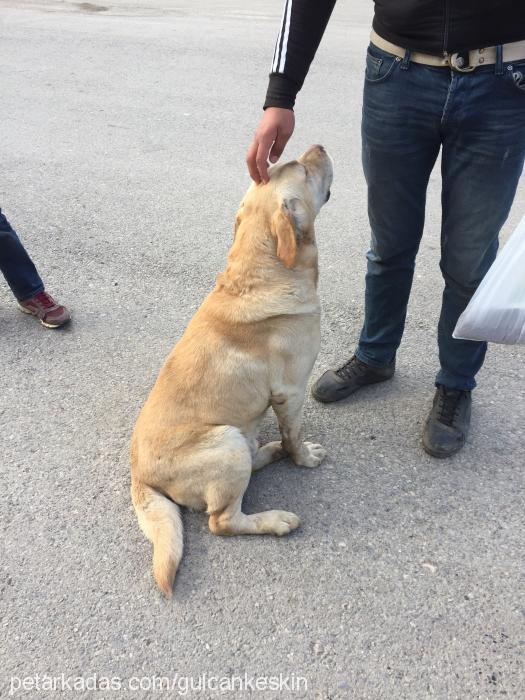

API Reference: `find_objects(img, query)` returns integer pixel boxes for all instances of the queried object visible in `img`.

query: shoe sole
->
[311,375,393,404]
[41,318,70,328]
[18,303,70,328]
[422,436,465,458]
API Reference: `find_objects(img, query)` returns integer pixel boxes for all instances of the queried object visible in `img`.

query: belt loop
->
[400,48,411,70]
[495,45,503,75]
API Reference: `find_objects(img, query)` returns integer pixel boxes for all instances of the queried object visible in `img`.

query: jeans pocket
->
[365,46,401,83]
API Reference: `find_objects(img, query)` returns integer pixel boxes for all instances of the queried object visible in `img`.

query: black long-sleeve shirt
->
[264,0,525,110]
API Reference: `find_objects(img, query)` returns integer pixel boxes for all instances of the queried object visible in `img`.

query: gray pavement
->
[1,1,524,698]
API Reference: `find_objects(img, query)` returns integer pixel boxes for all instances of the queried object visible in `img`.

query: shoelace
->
[436,388,463,427]
[34,291,56,309]
[335,356,368,380]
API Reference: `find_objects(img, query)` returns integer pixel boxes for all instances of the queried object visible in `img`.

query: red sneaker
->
[18,290,71,328]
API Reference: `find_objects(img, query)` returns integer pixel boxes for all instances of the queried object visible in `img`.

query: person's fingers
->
[246,108,295,183]
[255,134,274,183]
[269,130,289,164]
[246,139,261,184]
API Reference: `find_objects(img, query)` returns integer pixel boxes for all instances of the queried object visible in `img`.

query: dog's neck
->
[213,224,320,322]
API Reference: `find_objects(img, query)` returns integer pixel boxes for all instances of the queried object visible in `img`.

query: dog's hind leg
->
[205,428,299,536]
[208,496,299,536]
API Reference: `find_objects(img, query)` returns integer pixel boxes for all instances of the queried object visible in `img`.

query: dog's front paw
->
[293,441,326,468]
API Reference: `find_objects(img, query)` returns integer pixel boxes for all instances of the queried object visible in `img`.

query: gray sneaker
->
[422,385,472,458]
[311,355,395,403]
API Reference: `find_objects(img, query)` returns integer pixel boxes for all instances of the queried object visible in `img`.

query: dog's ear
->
[271,198,308,268]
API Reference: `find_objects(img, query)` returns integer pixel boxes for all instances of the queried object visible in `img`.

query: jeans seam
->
[440,73,456,126]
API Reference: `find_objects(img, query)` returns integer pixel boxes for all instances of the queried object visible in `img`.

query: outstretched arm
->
[247,0,337,183]
[265,0,337,111]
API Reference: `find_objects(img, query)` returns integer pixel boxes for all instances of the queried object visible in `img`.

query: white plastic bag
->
[453,214,525,344]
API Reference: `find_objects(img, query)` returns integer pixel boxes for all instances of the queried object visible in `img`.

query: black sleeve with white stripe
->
[264,0,337,110]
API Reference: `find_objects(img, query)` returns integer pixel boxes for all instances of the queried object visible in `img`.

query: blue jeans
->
[356,44,525,390]
[0,208,44,301]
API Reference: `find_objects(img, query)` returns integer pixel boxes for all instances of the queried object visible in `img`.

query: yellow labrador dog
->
[131,145,333,596]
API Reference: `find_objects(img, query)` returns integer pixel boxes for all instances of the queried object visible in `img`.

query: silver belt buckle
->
[448,52,475,72]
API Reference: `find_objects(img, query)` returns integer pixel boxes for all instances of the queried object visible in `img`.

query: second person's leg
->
[0,208,71,328]
[0,208,44,301]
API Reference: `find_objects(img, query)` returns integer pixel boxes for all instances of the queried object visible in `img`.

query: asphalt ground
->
[1,1,524,698]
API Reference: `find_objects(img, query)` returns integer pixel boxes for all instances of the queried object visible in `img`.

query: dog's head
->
[234,145,333,269]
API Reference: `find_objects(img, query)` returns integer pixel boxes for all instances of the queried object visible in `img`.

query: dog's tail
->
[131,478,183,598]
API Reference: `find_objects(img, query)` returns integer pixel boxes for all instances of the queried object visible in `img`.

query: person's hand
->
[246,107,295,184]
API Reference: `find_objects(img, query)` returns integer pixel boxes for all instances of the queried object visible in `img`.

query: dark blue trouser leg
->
[356,44,525,389]
[0,208,44,301]
[356,46,442,368]
[436,64,525,389]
